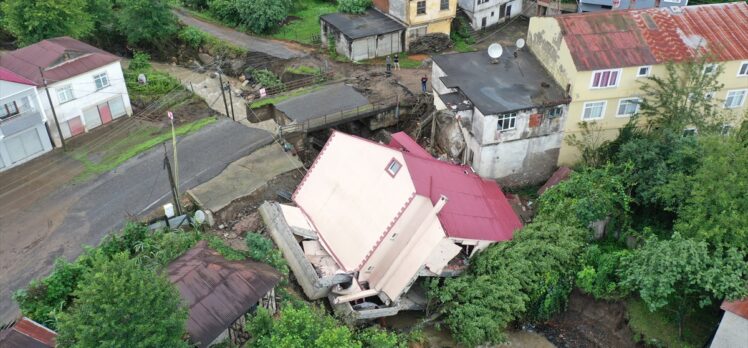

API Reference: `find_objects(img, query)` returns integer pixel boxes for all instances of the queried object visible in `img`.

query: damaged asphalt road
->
[0,118,272,323]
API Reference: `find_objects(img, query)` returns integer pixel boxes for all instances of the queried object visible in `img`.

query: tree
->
[56,252,188,348]
[674,134,748,248]
[247,305,361,348]
[115,0,178,47]
[621,234,748,339]
[338,0,372,14]
[1,0,94,46]
[638,58,726,133]
[236,0,292,34]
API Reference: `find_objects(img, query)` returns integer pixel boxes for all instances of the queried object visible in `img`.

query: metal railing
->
[279,103,398,135]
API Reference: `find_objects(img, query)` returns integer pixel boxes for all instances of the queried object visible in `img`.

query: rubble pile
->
[408,33,453,54]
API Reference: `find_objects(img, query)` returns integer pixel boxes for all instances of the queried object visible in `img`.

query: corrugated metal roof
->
[0,67,35,86]
[722,298,748,320]
[320,9,405,40]
[0,317,56,348]
[556,2,748,71]
[167,241,281,348]
[387,132,523,241]
[0,37,120,86]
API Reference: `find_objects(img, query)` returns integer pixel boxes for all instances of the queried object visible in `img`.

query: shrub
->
[576,245,632,300]
[337,0,372,14]
[13,259,85,330]
[208,0,240,26]
[251,69,284,90]
[128,51,152,71]
[178,27,209,49]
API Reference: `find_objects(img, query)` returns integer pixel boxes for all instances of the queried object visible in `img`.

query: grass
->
[250,84,325,109]
[452,36,477,53]
[361,53,425,69]
[270,0,337,44]
[626,298,720,348]
[70,117,218,182]
[284,65,321,75]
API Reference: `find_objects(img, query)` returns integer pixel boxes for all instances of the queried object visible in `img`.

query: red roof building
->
[712,298,748,347]
[0,67,35,86]
[555,2,748,71]
[0,317,56,348]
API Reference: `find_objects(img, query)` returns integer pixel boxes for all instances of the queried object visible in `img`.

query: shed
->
[167,240,281,348]
[320,9,405,61]
[0,317,56,348]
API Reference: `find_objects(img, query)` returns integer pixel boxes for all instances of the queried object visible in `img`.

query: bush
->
[246,233,289,275]
[209,0,292,33]
[337,0,371,13]
[13,259,85,330]
[178,27,209,49]
[251,69,284,90]
[576,245,632,300]
[128,51,152,71]
[208,0,241,26]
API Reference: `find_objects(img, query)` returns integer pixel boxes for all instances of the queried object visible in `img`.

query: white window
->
[440,0,450,10]
[739,62,748,77]
[590,69,621,88]
[617,98,640,117]
[386,159,402,176]
[724,90,747,109]
[478,0,489,4]
[582,101,606,120]
[57,85,74,104]
[93,72,110,90]
[497,112,517,131]
[1,101,19,119]
[703,63,718,75]
[416,0,426,15]
[636,66,651,77]
[546,106,563,118]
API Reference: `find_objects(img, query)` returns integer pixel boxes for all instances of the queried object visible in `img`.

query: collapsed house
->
[260,131,522,320]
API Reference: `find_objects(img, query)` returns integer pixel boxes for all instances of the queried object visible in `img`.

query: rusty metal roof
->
[556,2,748,71]
[167,241,281,348]
[0,317,56,348]
[0,37,120,86]
[722,298,748,320]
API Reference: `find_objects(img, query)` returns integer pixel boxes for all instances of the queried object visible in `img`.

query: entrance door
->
[506,4,512,18]
[98,103,113,124]
[481,17,487,29]
[499,3,507,18]
[5,128,44,163]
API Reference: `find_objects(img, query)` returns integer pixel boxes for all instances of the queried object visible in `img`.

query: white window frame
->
[636,66,651,77]
[703,63,718,75]
[616,97,640,117]
[57,85,75,104]
[582,101,606,121]
[590,69,622,89]
[724,89,747,109]
[93,72,110,90]
[738,61,748,77]
[386,158,402,176]
[416,0,426,15]
[497,112,517,131]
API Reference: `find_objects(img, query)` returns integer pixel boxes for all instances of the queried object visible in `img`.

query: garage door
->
[83,107,102,130]
[108,96,126,118]
[5,128,44,164]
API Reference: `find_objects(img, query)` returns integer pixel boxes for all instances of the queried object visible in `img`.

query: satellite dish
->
[193,210,206,225]
[488,43,503,59]
[516,38,525,49]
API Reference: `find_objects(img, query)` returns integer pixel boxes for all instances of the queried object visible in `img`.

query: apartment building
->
[373,0,457,47]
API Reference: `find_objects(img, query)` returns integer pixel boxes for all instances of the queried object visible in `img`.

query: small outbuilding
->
[0,317,56,348]
[167,240,281,348]
[320,9,405,62]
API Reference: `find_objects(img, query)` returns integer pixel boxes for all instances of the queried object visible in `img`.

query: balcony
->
[0,110,44,137]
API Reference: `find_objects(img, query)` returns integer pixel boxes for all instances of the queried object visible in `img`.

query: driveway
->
[0,118,272,323]
[173,9,309,60]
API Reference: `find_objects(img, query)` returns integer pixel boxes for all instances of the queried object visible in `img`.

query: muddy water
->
[384,312,556,348]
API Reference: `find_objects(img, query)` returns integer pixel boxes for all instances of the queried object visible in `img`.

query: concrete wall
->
[711,311,748,348]
[462,0,523,30]
[322,21,403,61]
[527,17,577,90]
[40,61,132,146]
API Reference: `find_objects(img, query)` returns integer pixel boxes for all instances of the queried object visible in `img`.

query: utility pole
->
[227,82,236,121]
[163,143,183,216]
[217,70,231,119]
[39,68,66,151]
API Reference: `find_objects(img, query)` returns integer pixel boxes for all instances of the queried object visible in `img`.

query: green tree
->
[337,0,372,14]
[1,0,94,46]
[638,58,726,133]
[247,305,361,348]
[56,252,188,348]
[621,234,748,339]
[235,0,291,34]
[116,0,178,47]
[674,134,748,248]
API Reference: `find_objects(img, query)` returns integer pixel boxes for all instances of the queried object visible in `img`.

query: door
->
[108,96,126,118]
[98,103,113,124]
[481,17,487,29]
[68,116,85,137]
[506,4,512,18]
[5,128,44,163]
[499,3,507,17]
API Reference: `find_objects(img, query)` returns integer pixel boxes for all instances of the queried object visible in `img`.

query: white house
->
[711,299,748,348]
[0,37,132,146]
[458,0,522,30]
[431,48,570,186]
[0,68,53,171]
[261,131,522,320]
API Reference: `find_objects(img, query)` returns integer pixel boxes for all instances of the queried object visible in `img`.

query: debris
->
[408,33,453,54]
[232,212,262,234]
[219,223,225,229]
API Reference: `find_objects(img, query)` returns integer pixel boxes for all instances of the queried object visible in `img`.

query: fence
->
[252,71,334,99]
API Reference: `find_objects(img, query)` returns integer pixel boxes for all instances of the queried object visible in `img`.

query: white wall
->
[462,0,522,30]
[40,61,132,144]
[0,82,53,170]
[711,312,748,348]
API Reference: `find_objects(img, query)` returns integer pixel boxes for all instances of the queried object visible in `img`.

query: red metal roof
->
[0,67,35,86]
[388,132,522,242]
[0,317,56,348]
[722,298,748,320]
[0,37,119,86]
[556,2,748,71]
[537,166,572,196]
[167,241,281,348]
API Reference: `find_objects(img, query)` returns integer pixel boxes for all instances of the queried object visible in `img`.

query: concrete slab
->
[188,143,302,212]
[275,83,369,122]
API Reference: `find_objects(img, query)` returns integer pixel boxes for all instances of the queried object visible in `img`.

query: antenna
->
[488,43,503,64]
[516,38,525,49]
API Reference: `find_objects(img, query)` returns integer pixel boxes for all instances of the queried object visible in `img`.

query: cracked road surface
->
[0,118,272,323]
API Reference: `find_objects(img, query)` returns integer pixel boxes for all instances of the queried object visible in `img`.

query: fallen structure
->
[260,131,522,320]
